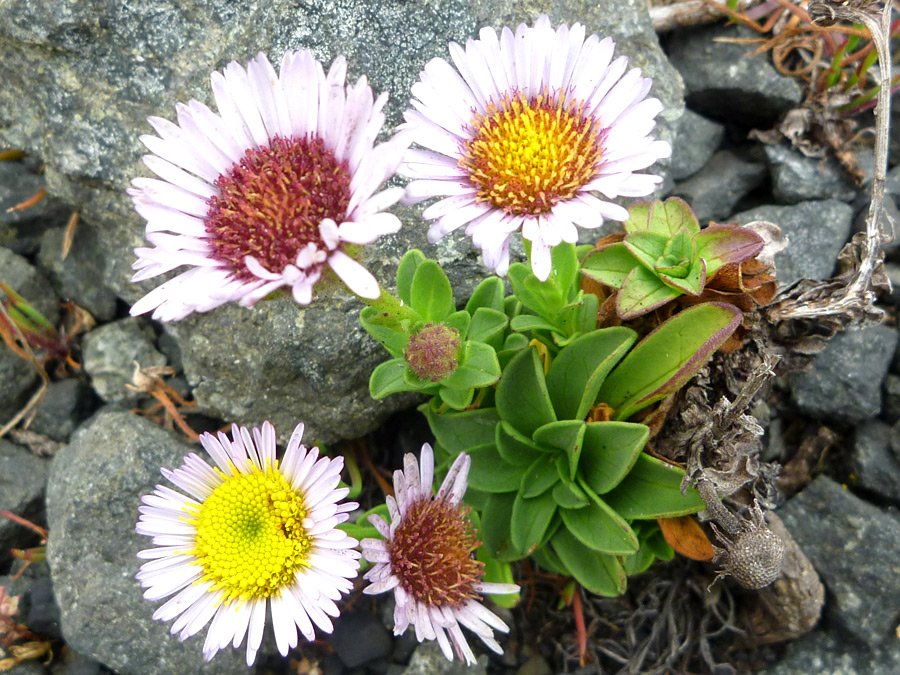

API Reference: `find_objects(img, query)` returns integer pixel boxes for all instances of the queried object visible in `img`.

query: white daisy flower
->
[361,443,519,665]
[136,421,361,666]
[399,15,672,281]
[129,50,407,321]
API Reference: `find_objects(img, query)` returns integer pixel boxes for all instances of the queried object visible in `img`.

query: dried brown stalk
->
[650,0,757,31]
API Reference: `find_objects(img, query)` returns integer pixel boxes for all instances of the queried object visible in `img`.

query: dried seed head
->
[711,503,785,589]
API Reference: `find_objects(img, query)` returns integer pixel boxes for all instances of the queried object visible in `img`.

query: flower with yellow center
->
[128,49,407,322]
[361,444,519,665]
[136,421,360,666]
[399,15,672,281]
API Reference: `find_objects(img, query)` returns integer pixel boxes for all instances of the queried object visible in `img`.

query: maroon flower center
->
[205,136,352,281]
[404,323,462,382]
[389,496,483,608]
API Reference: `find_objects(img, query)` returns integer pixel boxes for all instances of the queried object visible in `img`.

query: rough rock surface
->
[669,108,725,181]
[81,317,166,405]
[0,440,49,557]
[789,325,897,424]
[732,200,855,288]
[671,149,766,223]
[777,476,900,646]
[46,410,250,675]
[666,24,803,128]
[0,0,681,445]
[849,420,900,504]
[764,144,860,205]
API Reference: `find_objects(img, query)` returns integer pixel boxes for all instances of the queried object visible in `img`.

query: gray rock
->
[885,374,900,423]
[0,0,681,445]
[400,640,488,675]
[1,561,61,642]
[666,24,803,128]
[850,420,900,504]
[0,247,60,327]
[760,628,900,675]
[883,263,900,305]
[0,156,70,256]
[778,476,900,645]
[789,325,897,423]
[0,439,49,559]
[765,143,860,204]
[46,410,249,675]
[671,149,766,223]
[37,224,119,322]
[330,610,393,668]
[27,377,99,442]
[732,200,854,288]
[0,342,38,418]
[854,194,900,257]
[669,108,725,181]
[82,317,166,404]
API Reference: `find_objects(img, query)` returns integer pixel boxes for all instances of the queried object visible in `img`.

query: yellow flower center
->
[460,90,604,217]
[190,463,311,601]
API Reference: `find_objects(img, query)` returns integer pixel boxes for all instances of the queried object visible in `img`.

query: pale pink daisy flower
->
[136,421,361,666]
[399,15,672,281]
[129,50,406,321]
[361,443,519,665]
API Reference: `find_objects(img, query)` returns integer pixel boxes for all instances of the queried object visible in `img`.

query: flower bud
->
[404,323,462,382]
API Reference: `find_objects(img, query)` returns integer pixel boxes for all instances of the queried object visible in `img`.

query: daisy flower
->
[136,421,360,666]
[399,15,672,281]
[361,443,519,665]
[129,50,406,321]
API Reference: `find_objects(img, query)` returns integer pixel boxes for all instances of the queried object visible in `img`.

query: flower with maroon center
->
[399,15,672,281]
[128,50,407,322]
[361,444,519,664]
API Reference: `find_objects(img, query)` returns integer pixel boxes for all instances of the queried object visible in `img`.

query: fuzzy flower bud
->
[404,323,461,382]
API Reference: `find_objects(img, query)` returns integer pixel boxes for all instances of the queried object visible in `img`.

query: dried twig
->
[767,0,895,325]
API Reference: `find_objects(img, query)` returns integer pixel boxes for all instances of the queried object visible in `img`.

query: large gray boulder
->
[0,0,682,443]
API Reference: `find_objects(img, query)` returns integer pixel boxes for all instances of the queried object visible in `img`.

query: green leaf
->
[531,544,568,575]
[438,386,474,410]
[533,421,585,481]
[511,489,558,555]
[410,260,454,322]
[510,314,560,333]
[467,444,524,493]
[496,421,547,467]
[549,242,579,296]
[602,453,705,519]
[396,249,426,305]
[694,223,765,278]
[445,310,471,339]
[443,341,501,390]
[419,404,499,454]
[621,546,655,575]
[520,454,560,498]
[580,242,639,288]
[467,307,509,346]
[579,422,649,494]
[369,359,413,399]
[550,528,627,597]
[478,553,520,608]
[659,256,705,296]
[598,303,743,420]
[574,291,600,335]
[481,492,522,561]
[466,276,506,314]
[359,306,412,358]
[623,230,668,273]
[496,347,557,437]
[509,262,565,320]
[560,480,639,554]
[616,265,682,320]
[623,201,653,235]
[545,327,637,421]
[552,478,590,509]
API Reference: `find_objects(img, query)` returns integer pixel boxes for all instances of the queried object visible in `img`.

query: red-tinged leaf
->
[580,242,639,289]
[657,516,715,561]
[659,257,706,296]
[598,303,742,420]
[695,224,765,278]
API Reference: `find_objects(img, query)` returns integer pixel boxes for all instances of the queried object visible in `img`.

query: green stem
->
[344,453,363,500]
